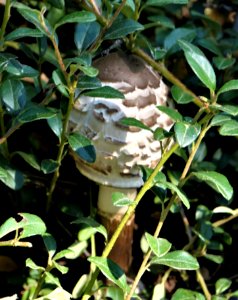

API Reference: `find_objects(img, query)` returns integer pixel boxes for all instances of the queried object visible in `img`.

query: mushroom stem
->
[98,185,137,273]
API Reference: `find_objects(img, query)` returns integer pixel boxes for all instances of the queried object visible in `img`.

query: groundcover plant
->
[0,0,238,299]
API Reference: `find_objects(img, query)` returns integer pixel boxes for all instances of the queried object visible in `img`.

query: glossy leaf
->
[120,118,151,131]
[43,233,57,261]
[192,171,233,200]
[145,0,188,6]
[54,249,74,261]
[73,217,107,240]
[4,28,44,41]
[218,105,238,116]
[217,79,238,96]
[213,57,235,70]
[172,288,205,300]
[13,151,41,171]
[164,182,190,208]
[145,233,171,257]
[153,127,173,141]
[112,192,133,207]
[0,53,16,73]
[150,250,199,270]
[77,75,101,90]
[105,286,124,300]
[26,258,45,271]
[47,113,63,139]
[0,213,46,239]
[105,19,144,40]
[1,79,26,112]
[16,104,56,123]
[52,69,68,97]
[204,254,223,264]
[215,278,232,295]
[157,106,183,121]
[78,65,99,77]
[82,86,124,99]
[14,3,55,38]
[178,40,216,91]
[219,120,238,136]
[65,241,88,260]
[41,159,59,174]
[33,287,72,300]
[55,11,96,29]
[48,0,65,9]
[88,257,128,291]
[52,260,69,274]
[210,114,232,127]
[74,22,100,52]
[164,28,196,53]
[171,85,194,104]
[68,132,96,163]
[175,121,201,147]
[0,158,24,190]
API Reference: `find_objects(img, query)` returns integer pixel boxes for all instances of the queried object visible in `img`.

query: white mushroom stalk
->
[69,51,173,272]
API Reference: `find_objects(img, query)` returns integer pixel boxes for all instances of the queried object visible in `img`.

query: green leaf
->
[178,40,216,91]
[1,79,26,112]
[192,171,233,200]
[197,38,222,56]
[88,257,129,291]
[55,11,96,29]
[164,28,196,53]
[33,287,72,300]
[120,117,152,131]
[43,233,57,261]
[0,157,24,190]
[77,75,102,90]
[0,53,17,73]
[215,278,232,295]
[68,132,96,163]
[47,113,63,139]
[52,261,69,274]
[105,19,144,40]
[150,250,199,270]
[74,22,100,52]
[157,106,183,121]
[0,213,46,239]
[172,288,205,300]
[163,182,190,209]
[213,57,235,70]
[219,120,238,136]
[217,79,238,96]
[73,217,107,240]
[153,128,173,141]
[171,85,194,104]
[145,233,171,257]
[212,104,238,116]
[112,192,133,207]
[41,159,59,174]
[26,258,45,271]
[175,121,201,147]
[204,254,223,264]
[48,0,65,9]
[45,271,61,287]
[4,28,44,41]
[105,286,124,300]
[78,65,99,77]
[54,249,74,261]
[145,0,188,6]
[15,104,56,124]
[65,241,88,259]
[82,86,124,99]
[52,69,68,96]
[13,151,41,171]
[210,114,232,127]
[14,3,55,38]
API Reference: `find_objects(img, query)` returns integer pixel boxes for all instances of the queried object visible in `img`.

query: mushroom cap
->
[69,52,174,188]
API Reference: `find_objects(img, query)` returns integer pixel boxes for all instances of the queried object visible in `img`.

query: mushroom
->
[69,51,173,272]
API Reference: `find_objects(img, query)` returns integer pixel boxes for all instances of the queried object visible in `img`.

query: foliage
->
[0,0,238,299]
